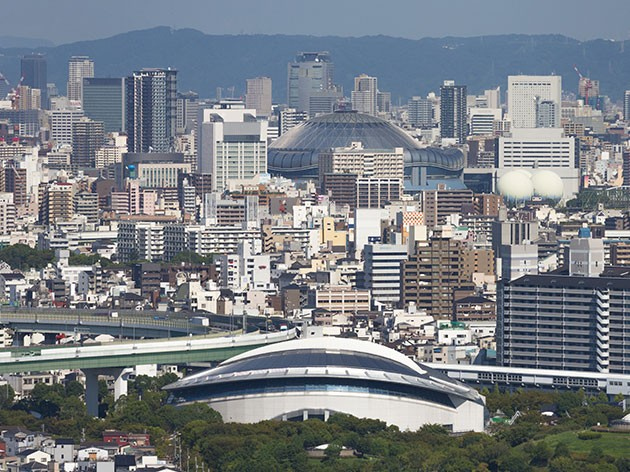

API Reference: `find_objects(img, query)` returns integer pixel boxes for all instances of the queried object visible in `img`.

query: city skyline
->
[4,0,630,45]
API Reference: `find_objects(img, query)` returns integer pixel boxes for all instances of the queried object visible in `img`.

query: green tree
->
[0,244,54,271]
[549,456,580,472]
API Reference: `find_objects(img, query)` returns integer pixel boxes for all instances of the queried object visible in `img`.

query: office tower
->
[351,74,378,115]
[377,91,391,114]
[245,77,272,118]
[21,54,47,107]
[287,52,334,113]
[469,108,502,135]
[508,75,561,129]
[67,56,94,102]
[440,80,467,144]
[176,91,199,134]
[279,108,308,135]
[408,97,433,128]
[308,89,342,117]
[484,87,501,109]
[72,117,105,169]
[401,228,474,318]
[126,68,177,153]
[82,78,125,133]
[624,90,630,121]
[49,108,85,146]
[535,99,558,128]
[197,101,267,192]
[364,243,408,307]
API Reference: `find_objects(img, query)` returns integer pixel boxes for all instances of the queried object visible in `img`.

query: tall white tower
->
[507,75,561,129]
[67,56,94,103]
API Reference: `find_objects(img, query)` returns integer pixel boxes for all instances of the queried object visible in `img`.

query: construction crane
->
[9,76,24,110]
[573,65,592,106]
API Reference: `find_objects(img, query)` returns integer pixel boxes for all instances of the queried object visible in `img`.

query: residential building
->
[71,117,104,169]
[364,243,408,307]
[440,80,467,144]
[67,56,94,102]
[408,97,433,128]
[125,68,177,152]
[351,74,378,116]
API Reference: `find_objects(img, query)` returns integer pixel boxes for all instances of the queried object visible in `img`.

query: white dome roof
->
[532,170,564,200]
[497,170,534,201]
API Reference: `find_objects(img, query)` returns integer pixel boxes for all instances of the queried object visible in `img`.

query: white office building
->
[508,75,561,129]
[351,74,378,116]
[197,101,268,192]
[469,108,502,135]
[364,243,408,307]
[67,56,94,102]
[497,128,575,169]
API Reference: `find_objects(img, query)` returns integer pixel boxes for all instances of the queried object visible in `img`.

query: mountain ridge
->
[0,26,627,102]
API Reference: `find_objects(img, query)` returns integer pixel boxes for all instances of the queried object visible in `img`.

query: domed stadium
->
[165,337,486,432]
[269,111,465,189]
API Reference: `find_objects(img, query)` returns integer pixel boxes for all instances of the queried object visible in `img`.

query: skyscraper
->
[83,78,125,133]
[72,117,105,169]
[67,56,94,102]
[624,90,630,121]
[287,52,335,114]
[508,75,561,129]
[440,80,467,144]
[21,54,47,107]
[408,96,433,128]
[245,77,272,118]
[351,74,378,115]
[125,68,177,153]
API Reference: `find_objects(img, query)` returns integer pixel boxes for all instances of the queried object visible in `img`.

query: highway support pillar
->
[83,368,99,417]
[83,367,126,417]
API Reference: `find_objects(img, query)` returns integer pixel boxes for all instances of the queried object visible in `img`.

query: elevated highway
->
[0,328,299,415]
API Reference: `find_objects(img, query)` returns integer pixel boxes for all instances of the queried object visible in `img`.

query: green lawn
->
[541,430,630,458]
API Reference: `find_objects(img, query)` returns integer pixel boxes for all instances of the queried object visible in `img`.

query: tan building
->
[421,185,474,228]
[320,216,347,250]
[401,229,474,318]
[315,285,371,315]
[462,248,495,277]
[38,174,74,226]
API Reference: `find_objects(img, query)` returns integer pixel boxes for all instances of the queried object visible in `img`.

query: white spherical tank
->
[497,170,534,201]
[531,170,564,200]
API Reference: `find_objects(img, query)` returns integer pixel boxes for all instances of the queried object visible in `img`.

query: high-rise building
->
[83,78,125,133]
[469,108,502,135]
[279,108,308,135]
[624,90,630,121]
[287,52,335,113]
[401,228,474,318]
[408,97,433,128]
[73,190,99,225]
[0,193,16,235]
[197,101,267,192]
[245,77,272,118]
[176,91,199,134]
[535,99,558,128]
[67,56,94,102]
[439,80,467,144]
[21,54,47,107]
[364,243,408,307]
[72,117,105,169]
[351,74,378,116]
[126,68,177,153]
[49,109,85,146]
[38,173,74,226]
[508,75,561,129]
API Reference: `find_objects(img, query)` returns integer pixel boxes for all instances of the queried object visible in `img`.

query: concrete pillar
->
[114,368,133,400]
[83,369,99,417]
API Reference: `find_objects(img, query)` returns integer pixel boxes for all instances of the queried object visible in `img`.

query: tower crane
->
[573,65,592,106]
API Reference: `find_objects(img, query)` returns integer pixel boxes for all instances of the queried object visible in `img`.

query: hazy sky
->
[6,0,630,44]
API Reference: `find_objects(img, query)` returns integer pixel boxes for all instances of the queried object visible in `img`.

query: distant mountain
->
[0,27,628,102]
[0,36,54,49]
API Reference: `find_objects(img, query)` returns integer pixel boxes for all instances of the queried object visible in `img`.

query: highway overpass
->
[0,328,299,415]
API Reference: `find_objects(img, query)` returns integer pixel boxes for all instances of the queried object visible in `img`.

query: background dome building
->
[268,111,465,190]
[165,337,486,432]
